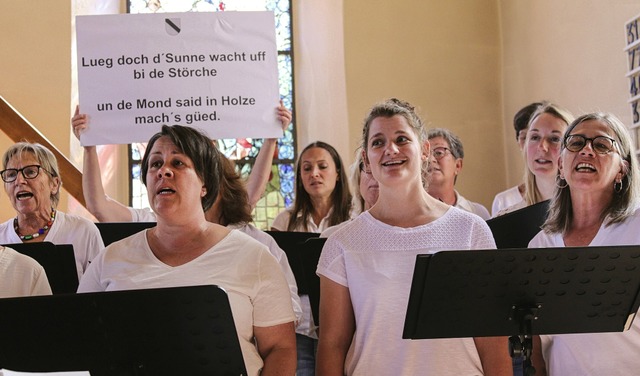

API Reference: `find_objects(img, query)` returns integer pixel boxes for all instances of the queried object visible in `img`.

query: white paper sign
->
[76,11,282,146]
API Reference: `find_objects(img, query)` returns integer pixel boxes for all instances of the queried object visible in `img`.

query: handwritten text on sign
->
[76,11,281,146]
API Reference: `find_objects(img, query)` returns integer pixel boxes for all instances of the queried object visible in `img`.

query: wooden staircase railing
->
[0,96,85,207]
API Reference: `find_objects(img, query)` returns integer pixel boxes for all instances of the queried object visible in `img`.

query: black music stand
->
[265,231,319,294]
[5,242,78,294]
[403,246,640,376]
[486,200,550,249]
[95,222,156,246]
[298,237,327,326]
[0,285,247,376]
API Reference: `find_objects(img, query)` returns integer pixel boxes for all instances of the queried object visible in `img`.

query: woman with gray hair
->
[0,142,104,280]
[426,127,490,219]
[529,112,640,375]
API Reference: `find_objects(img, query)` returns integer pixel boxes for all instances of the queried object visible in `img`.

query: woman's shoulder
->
[224,228,269,250]
[528,229,559,248]
[627,205,640,221]
[105,230,148,251]
[494,199,527,217]
[229,223,277,247]
[56,211,100,232]
[0,245,43,270]
[0,217,13,232]
[270,208,293,230]
[323,212,392,245]
[129,207,157,222]
[492,185,524,215]
[443,205,487,223]
[214,229,279,267]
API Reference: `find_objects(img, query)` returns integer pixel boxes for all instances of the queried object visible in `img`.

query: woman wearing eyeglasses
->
[529,112,640,375]
[0,143,104,280]
[426,128,490,219]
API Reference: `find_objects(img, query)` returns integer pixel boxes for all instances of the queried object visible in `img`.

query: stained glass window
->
[128,0,295,229]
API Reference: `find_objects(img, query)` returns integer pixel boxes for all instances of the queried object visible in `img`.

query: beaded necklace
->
[14,209,56,241]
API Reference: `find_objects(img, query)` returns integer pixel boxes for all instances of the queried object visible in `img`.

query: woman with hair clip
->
[78,125,297,376]
[316,98,513,375]
[271,140,352,376]
[529,112,640,375]
[497,102,574,216]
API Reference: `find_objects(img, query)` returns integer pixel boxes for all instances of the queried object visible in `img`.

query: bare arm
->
[254,321,297,376]
[245,101,291,209]
[531,335,547,376]
[473,336,513,376]
[72,106,134,222]
[316,276,355,376]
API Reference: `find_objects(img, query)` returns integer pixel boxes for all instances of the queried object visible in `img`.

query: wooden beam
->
[0,96,85,207]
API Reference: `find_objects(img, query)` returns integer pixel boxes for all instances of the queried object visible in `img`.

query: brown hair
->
[287,141,352,232]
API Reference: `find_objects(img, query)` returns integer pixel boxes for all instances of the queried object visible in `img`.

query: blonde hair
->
[522,102,574,206]
[361,98,429,186]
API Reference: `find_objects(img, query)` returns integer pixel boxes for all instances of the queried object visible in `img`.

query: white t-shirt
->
[0,211,104,280]
[129,207,156,222]
[318,208,496,375]
[529,207,640,376]
[491,185,523,217]
[271,208,333,233]
[227,222,303,324]
[78,229,296,376]
[0,246,51,298]
[127,209,303,324]
[495,198,527,217]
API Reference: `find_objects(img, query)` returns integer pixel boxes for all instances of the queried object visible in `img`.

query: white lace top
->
[317,208,495,375]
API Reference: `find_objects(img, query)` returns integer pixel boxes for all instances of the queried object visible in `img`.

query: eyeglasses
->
[0,165,50,183]
[431,147,453,160]
[564,135,617,154]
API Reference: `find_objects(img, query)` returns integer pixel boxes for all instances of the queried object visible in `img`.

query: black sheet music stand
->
[4,242,78,294]
[298,237,327,326]
[402,246,640,376]
[0,285,247,376]
[95,222,156,246]
[265,231,320,294]
[486,200,550,249]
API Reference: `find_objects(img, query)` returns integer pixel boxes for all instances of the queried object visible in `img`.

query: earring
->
[556,176,568,189]
[614,179,623,193]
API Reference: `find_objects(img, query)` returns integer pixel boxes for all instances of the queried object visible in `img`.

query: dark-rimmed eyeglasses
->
[431,147,453,160]
[0,165,50,183]
[564,135,617,154]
